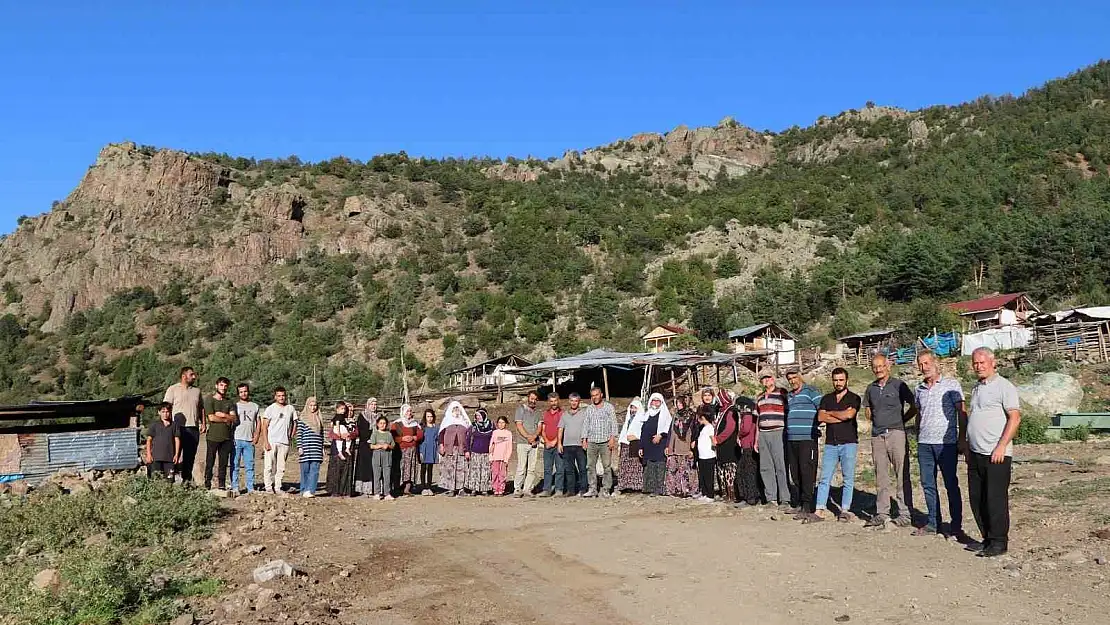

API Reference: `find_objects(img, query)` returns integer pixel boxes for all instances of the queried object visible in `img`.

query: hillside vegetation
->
[1,63,1109,404]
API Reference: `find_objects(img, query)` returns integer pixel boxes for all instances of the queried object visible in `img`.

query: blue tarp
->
[921,332,959,358]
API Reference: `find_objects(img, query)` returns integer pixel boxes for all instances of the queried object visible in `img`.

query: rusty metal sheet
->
[19,428,140,483]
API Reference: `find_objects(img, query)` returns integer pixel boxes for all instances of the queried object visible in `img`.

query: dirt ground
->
[181,433,1110,625]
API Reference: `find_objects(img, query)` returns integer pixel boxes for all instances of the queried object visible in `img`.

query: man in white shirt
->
[966,347,1021,558]
[260,386,298,495]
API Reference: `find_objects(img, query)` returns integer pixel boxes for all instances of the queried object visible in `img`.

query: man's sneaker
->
[912,526,937,536]
[964,540,988,553]
[512,491,525,498]
[893,516,913,528]
[976,542,1007,558]
[599,491,611,499]
[785,506,802,515]
[792,510,809,521]
[421,489,433,496]
[864,515,887,528]
[582,491,597,498]
[733,501,751,509]
[538,491,554,498]
[302,492,314,499]
[555,492,569,498]
[384,494,395,501]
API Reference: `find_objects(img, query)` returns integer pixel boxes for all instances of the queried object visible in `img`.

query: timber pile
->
[1031,321,1110,363]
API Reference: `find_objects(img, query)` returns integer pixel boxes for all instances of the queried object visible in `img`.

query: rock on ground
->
[1018,372,1083,415]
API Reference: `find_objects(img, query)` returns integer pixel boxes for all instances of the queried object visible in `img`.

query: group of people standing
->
[150,345,1020,557]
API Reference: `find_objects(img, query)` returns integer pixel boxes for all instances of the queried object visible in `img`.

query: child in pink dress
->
[489,416,514,495]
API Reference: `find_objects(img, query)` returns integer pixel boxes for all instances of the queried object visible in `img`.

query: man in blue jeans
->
[913,351,967,539]
[556,393,589,495]
[538,393,565,497]
[231,382,260,494]
[814,368,861,522]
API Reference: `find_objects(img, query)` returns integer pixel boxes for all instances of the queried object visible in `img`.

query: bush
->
[1062,423,1090,442]
[1014,411,1049,445]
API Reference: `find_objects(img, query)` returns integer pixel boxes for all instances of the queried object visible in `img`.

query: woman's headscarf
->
[672,394,696,439]
[363,397,379,417]
[301,396,322,431]
[440,401,472,431]
[393,403,420,428]
[644,392,673,437]
[472,407,494,434]
[619,397,646,444]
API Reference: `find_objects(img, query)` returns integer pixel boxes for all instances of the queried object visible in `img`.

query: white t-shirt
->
[263,403,298,446]
[697,423,716,460]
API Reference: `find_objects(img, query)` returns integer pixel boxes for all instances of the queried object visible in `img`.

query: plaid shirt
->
[582,402,619,443]
[915,375,965,445]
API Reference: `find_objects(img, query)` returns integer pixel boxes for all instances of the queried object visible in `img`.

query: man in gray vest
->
[861,354,917,528]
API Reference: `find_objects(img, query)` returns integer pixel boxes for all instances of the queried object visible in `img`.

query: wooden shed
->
[837,329,897,367]
[443,354,534,391]
[642,325,691,353]
[946,293,1040,330]
[728,322,797,365]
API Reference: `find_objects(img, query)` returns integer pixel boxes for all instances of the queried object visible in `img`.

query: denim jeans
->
[542,445,562,493]
[918,443,962,532]
[299,460,321,495]
[557,446,587,494]
[816,443,857,514]
[231,440,255,492]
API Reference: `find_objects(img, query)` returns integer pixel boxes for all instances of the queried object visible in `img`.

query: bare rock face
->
[251,184,306,223]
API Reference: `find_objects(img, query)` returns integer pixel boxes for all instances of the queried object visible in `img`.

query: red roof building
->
[946,293,1040,329]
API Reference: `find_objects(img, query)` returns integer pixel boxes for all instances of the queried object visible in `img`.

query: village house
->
[946,293,1040,330]
[443,354,534,391]
[641,324,691,353]
[728,322,796,365]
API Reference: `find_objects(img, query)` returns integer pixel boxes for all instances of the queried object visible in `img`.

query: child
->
[331,404,354,460]
[146,402,181,479]
[418,408,439,495]
[695,410,716,502]
[489,416,514,495]
[369,415,395,500]
[463,408,494,496]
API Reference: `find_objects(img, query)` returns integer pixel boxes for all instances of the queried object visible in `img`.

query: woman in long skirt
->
[733,394,762,507]
[616,398,645,492]
[418,409,439,495]
[325,401,358,497]
[463,408,494,495]
[390,404,424,496]
[438,401,471,496]
[711,389,739,503]
[354,398,380,496]
[638,393,670,496]
[664,395,699,497]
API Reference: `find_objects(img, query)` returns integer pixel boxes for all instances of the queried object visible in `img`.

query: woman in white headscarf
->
[638,393,672,496]
[437,401,471,496]
[616,397,646,493]
[390,404,424,496]
[355,397,381,496]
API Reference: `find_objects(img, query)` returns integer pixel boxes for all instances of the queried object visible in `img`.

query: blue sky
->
[1,1,1107,233]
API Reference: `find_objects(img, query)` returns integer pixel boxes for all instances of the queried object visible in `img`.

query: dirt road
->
[194,440,1110,625]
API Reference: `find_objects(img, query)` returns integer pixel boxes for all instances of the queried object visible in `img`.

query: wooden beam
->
[670,368,677,399]
[602,367,611,399]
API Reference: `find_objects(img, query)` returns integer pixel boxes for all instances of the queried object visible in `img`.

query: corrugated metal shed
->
[17,429,139,483]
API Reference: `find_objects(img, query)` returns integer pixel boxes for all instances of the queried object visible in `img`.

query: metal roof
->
[946,293,1038,314]
[504,348,770,374]
[836,328,897,341]
[444,354,534,376]
[727,322,797,341]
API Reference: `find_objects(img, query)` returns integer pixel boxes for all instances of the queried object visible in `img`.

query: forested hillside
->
[1,63,1109,404]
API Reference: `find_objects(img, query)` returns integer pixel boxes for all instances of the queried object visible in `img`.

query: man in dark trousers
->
[202,377,238,492]
[163,366,204,483]
[785,370,822,521]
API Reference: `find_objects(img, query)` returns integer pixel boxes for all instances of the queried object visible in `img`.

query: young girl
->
[616,397,646,492]
[438,401,471,497]
[418,408,439,495]
[369,415,395,500]
[695,409,716,502]
[489,416,514,495]
[391,404,424,496]
[464,408,494,496]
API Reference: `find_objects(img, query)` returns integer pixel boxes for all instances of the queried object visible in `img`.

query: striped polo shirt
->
[756,389,788,430]
[294,420,325,463]
[786,385,822,441]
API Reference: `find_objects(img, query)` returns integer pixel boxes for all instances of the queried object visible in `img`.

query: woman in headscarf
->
[711,388,739,503]
[664,394,699,497]
[292,396,326,498]
[354,397,381,496]
[616,397,646,493]
[325,400,358,497]
[733,394,762,508]
[463,407,495,496]
[438,401,471,496]
[638,393,671,496]
[390,403,424,496]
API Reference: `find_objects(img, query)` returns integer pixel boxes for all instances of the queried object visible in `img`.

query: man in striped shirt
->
[755,373,790,508]
[785,370,822,519]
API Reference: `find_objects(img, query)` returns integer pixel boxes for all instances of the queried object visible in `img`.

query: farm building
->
[946,293,1040,330]
[443,354,534,391]
[1029,307,1110,363]
[837,329,897,367]
[1,396,143,485]
[728,322,796,365]
[642,325,691,353]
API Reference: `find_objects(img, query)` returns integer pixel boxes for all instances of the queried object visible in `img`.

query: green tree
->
[690,304,728,342]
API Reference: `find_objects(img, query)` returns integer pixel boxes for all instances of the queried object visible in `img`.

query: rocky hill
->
[1,62,1109,404]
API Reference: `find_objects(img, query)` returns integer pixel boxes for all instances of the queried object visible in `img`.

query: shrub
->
[1062,423,1090,442]
[1014,411,1049,445]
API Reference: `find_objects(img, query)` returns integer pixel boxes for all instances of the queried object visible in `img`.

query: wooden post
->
[732,362,739,383]
[602,367,611,399]
[670,368,677,398]
[551,369,557,394]
[497,376,504,404]
[716,365,721,385]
